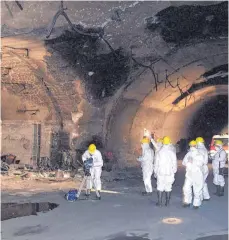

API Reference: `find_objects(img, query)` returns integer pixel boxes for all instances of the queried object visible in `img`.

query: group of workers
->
[81,133,227,207]
[138,132,227,208]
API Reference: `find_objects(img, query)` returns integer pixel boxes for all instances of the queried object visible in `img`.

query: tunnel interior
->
[1,1,228,170]
[187,95,228,145]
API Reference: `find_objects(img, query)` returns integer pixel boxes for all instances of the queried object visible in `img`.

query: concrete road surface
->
[1,162,228,240]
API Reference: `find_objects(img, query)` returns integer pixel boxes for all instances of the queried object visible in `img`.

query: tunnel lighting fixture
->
[162,217,183,225]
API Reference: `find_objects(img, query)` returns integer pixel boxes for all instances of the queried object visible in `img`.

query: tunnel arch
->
[104,39,228,164]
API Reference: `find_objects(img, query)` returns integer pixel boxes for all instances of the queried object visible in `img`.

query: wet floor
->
[1,202,59,221]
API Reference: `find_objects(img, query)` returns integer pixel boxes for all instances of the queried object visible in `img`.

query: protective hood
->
[197,142,205,149]
[215,146,222,152]
[141,143,150,150]
[189,146,197,152]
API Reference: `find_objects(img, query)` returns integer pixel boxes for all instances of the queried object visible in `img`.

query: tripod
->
[76,171,101,200]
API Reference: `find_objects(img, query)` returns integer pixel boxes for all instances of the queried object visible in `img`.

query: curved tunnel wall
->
[105,40,228,164]
[1,1,228,167]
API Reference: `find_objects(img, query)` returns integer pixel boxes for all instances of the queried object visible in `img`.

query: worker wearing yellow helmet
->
[212,139,227,196]
[150,137,163,152]
[154,136,177,207]
[82,143,103,200]
[137,137,154,196]
[196,137,210,201]
[163,136,176,153]
[182,140,205,209]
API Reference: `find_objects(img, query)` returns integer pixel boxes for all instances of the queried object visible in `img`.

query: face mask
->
[190,147,196,151]
[215,146,220,151]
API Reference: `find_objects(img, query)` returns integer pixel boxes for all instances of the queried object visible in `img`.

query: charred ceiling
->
[45,28,130,103]
[146,1,228,44]
[173,64,228,104]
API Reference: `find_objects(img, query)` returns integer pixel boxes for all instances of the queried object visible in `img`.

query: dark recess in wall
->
[45,27,130,103]
[146,1,228,44]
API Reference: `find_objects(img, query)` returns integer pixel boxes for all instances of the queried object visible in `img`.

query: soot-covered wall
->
[45,30,130,104]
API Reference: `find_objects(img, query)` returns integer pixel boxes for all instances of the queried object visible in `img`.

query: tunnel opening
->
[187,95,228,146]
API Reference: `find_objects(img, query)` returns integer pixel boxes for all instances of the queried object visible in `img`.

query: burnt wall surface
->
[173,64,228,104]
[1,1,228,166]
[45,30,130,103]
[146,1,228,44]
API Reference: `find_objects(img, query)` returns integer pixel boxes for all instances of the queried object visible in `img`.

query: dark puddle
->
[1,202,59,221]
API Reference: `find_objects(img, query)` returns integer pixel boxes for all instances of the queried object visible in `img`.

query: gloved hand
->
[144,129,151,138]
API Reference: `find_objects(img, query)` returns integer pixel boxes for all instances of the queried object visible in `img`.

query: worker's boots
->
[96,191,101,200]
[183,203,191,208]
[165,192,171,206]
[219,186,224,197]
[85,190,91,199]
[156,191,163,207]
[214,185,220,196]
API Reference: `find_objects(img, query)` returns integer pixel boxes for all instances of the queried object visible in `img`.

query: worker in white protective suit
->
[154,136,177,207]
[182,140,205,209]
[212,140,227,197]
[137,137,154,195]
[169,143,176,154]
[82,144,103,200]
[196,137,210,201]
[143,129,163,152]
[150,137,163,152]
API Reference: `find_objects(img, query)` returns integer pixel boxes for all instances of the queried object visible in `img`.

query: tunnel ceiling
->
[146,1,228,44]
[1,1,228,157]
[173,64,228,104]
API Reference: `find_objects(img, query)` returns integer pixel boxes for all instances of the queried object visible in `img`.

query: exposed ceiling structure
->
[1,1,228,164]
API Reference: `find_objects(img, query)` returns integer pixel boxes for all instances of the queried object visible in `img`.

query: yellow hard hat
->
[189,140,197,147]
[141,137,150,144]
[88,144,96,154]
[157,138,163,143]
[163,136,171,145]
[196,137,205,143]
[214,140,223,146]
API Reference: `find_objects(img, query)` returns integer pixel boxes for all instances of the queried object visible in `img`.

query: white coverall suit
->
[138,143,154,193]
[150,138,162,152]
[154,145,177,192]
[212,147,227,187]
[182,147,204,207]
[197,143,210,200]
[82,149,103,191]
